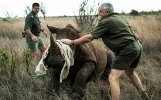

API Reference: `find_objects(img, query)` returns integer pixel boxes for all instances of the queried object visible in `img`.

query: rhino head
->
[44,24,80,95]
[47,24,80,40]
[44,34,65,70]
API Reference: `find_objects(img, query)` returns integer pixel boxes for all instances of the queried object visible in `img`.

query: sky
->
[0,0,161,17]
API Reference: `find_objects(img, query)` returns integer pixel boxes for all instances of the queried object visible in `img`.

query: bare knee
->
[126,69,136,77]
[39,46,46,58]
[109,73,119,83]
[40,46,46,53]
[109,69,125,82]
[30,51,37,58]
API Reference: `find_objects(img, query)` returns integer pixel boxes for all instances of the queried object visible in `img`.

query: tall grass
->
[0,15,161,100]
[0,19,24,39]
[128,15,161,51]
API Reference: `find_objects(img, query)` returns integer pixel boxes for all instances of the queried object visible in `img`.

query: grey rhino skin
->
[44,24,113,99]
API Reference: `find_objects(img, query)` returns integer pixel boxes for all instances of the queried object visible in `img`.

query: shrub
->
[0,48,11,68]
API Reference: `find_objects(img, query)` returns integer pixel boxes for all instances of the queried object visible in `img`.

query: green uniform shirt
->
[91,13,138,53]
[24,11,41,36]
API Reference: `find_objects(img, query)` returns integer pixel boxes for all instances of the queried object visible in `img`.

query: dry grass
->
[128,15,161,51]
[0,15,161,100]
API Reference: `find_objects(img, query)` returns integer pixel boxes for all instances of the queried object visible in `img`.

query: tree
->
[2,11,12,21]
[74,0,99,33]
[24,6,31,16]
[40,2,46,19]
[130,9,139,16]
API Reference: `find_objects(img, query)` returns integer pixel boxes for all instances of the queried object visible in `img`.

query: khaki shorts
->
[25,34,45,52]
[112,41,142,70]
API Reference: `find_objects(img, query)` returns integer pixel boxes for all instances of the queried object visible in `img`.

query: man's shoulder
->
[101,13,123,23]
[26,12,35,20]
[109,13,124,20]
[98,17,112,25]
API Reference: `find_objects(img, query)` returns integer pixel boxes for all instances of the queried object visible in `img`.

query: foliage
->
[40,2,46,20]
[74,0,99,32]
[23,49,32,75]
[0,48,11,67]
[2,18,8,21]
[25,6,31,16]
[128,10,161,15]
[2,11,12,22]
[139,10,161,15]
[0,48,18,79]
[130,9,139,16]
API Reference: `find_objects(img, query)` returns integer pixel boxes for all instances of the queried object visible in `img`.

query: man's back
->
[93,13,139,53]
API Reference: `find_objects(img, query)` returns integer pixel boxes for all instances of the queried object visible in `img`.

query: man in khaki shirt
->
[61,3,149,100]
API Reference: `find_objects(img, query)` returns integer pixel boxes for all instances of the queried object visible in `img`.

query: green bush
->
[0,48,11,67]
[2,18,8,21]
[23,49,32,75]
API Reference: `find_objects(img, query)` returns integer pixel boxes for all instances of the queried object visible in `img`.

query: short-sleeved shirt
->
[24,11,41,36]
[91,13,139,54]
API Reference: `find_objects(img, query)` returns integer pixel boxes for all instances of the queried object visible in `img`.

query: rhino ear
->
[47,25,60,34]
[65,24,81,33]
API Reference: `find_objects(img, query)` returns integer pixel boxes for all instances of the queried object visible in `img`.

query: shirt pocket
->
[34,18,41,30]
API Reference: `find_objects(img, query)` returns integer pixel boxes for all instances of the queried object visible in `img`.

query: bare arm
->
[61,33,94,45]
[73,34,94,44]
[25,29,34,37]
[25,29,38,42]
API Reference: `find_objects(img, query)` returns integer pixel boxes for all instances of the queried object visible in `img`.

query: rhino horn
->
[50,34,56,48]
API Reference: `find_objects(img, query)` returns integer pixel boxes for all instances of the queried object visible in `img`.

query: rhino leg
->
[71,61,95,98]
[101,52,113,81]
[100,62,111,81]
[47,68,61,95]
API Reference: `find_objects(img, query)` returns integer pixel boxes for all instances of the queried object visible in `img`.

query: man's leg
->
[126,68,144,91]
[126,69,150,100]
[39,45,45,57]
[109,69,125,100]
[29,42,39,59]
[26,34,38,59]
[27,43,39,60]
[38,37,46,57]
[30,50,37,59]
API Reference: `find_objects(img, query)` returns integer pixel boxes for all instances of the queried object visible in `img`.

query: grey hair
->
[101,3,114,14]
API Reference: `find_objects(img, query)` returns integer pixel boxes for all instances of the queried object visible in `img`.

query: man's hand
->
[43,31,48,37]
[26,29,38,42]
[31,35,38,42]
[61,39,73,45]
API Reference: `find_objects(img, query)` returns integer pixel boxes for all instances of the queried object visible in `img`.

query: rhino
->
[44,24,113,99]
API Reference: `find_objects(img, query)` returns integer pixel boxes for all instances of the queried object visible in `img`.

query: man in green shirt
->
[61,3,149,100]
[24,3,47,58]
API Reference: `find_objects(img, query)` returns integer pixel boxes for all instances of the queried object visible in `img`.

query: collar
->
[99,13,119,22]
